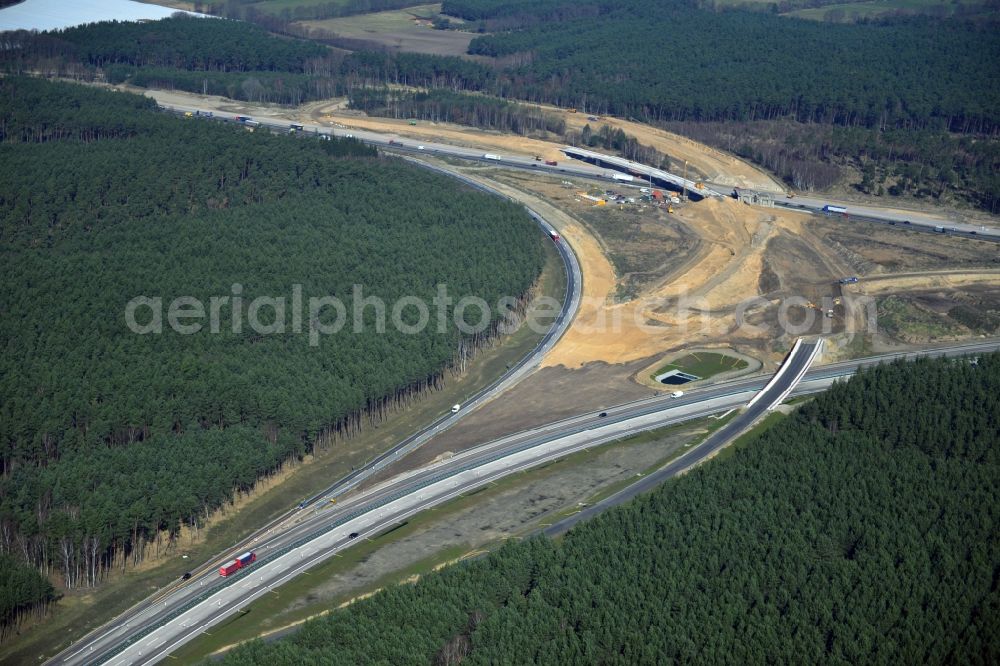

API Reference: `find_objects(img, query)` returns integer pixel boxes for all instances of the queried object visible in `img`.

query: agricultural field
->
[296,3,479,56]
[247,0,354,15]
[783,0,996,22]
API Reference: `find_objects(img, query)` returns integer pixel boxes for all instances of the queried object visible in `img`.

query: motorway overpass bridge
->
[560,145,725,199]
[53,337,850,666]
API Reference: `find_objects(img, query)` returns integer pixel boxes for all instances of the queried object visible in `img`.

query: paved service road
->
[50,340,999,665]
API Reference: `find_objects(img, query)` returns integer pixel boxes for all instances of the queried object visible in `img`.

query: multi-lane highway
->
[295,159,584,505]
[47,132,585,666]
[50,339,999,665]
[47,103,1000,665]
[770,195,999,240]
[157,103,999,240]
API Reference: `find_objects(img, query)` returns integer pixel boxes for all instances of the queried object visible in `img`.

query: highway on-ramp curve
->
[50,340,999,665]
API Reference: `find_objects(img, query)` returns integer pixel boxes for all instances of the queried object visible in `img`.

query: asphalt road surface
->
[160,105,999,240]
[50,340,999,665]
[295,159,584,505]
[48,104,1000,665]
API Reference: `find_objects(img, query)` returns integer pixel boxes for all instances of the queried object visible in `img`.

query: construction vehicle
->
[183,111,193,118]
[568,108,578,113]
[667,205,674,214]
[694,182,705,190]
[289,123,304,132]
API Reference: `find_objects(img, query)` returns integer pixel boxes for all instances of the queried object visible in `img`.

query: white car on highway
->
[671,390,684,398]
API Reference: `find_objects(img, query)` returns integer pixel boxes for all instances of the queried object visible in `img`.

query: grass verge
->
[652,351,749,381]
[711,411,786,464]
[169,416,714,661]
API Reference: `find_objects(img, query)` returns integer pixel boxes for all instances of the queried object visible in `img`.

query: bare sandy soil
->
[134,86,998,440]
[136,85,998,370]
[857,270,1000,295]
[556,110,786,193]
[310,101,784,193]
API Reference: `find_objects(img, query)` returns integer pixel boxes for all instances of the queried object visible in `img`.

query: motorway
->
[48,105,1000,664]
[47,132,585,666]
[157,103,999,241]
[295,159,584,504]
[51,339,999,665]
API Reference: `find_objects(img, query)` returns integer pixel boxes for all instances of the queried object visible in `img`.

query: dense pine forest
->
[0,17,492,105]
[0,556,56,641]
[221,353,1000,665]
[450,0,998,134]
[444,0,1000,209]
[0,78,545,620]
[7,9,995,207]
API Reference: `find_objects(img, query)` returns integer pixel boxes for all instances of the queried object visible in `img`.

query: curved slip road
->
[50,103,1000,665]
[51,340,999,665]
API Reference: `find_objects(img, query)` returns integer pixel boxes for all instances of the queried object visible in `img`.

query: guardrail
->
[94,338,1000,664]
[90,111,583,666]
[767,339,823,410]
[745,338,803,410]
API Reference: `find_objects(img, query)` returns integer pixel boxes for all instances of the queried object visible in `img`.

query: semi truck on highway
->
[236,115,251,122]
[823,205,847,214]
[611,173,635,182]
[219,551,256,576]
[483,154,501,161]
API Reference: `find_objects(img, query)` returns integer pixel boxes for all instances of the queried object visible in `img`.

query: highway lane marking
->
[84,342,992,660]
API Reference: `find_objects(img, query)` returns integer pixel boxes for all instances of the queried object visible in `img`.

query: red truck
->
[545,160,558,166]
[548,229,560,242]
[219,551,256,576]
